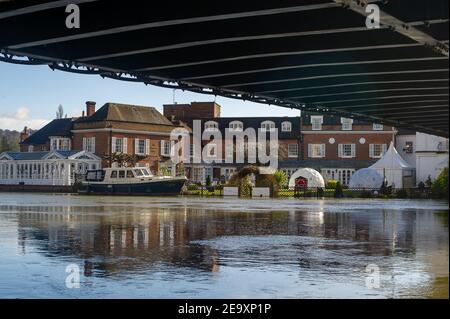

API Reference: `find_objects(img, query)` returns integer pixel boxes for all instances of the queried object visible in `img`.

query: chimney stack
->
[20,126,29,142]
[86,101,96,116]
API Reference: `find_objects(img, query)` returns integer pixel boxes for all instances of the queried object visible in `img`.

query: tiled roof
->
[2,150,82,160]
[3,151,49,160]
[21,118,73,145]
[76,103,174,126]
[302,113,376,126]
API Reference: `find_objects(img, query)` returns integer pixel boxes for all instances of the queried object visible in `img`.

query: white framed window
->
[403,141,413,153]
[229,121,243,131]
[112,137,127,153]
[261,120,275,132]
[281,121,292,132]
[82,137,96,153]
[206,143,217,157]
[311,116,323,130]
[373,123,384,130]
[28,145,34,152]
[288,144,298,157]
[338,144,356,158]
[308,144,325,158]
[369,144,387,158]
[50,137,71,151]
[225,141,234,159]
[160,140,171,156]
[341,118,353,131]
[204,121,219,131]
[134,139,146,155]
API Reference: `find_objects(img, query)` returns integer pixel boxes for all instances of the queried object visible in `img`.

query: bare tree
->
[56,104,67,119]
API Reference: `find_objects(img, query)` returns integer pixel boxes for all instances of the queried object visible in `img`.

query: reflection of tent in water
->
[369,142,414,188]
[288,168,325,188]
[349,168,384,189]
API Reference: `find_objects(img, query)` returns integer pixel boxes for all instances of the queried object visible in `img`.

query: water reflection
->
[0,194,448,298]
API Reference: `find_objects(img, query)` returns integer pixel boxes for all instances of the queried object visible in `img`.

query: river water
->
[0,193,448,299]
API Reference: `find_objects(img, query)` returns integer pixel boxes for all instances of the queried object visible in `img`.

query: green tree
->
[159,164,172,176]
[273,170,287,187]
[0,135,10,152]
[431,167,449,199]
[102,152,145,167]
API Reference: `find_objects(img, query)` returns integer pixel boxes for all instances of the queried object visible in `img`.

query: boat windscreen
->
[134,169,143,177]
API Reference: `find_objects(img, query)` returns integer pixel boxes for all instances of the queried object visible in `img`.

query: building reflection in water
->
[0,202,447,297]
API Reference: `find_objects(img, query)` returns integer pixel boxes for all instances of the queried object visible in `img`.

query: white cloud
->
[0,107,49,131]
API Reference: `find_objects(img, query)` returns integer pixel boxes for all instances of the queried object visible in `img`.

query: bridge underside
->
[0,0,448,136]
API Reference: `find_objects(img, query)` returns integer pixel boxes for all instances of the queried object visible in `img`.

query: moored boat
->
[78,167,187,195]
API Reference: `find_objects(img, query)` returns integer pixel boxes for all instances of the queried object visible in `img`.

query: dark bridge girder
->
[0,0,448,136]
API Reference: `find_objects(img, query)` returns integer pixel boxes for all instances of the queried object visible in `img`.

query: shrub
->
[361,190,372,198]
[205,175,212,187]
[431,167,449,199]
[395,189,408,199]
[326,179,338,189]
[334,182,344,198]
[187,184,199,191]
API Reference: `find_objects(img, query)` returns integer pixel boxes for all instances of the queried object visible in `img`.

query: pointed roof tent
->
[369,142,411,170]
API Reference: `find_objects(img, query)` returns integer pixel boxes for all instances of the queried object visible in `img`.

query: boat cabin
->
[85,167,154,183]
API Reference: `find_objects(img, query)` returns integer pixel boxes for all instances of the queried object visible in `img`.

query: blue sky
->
[0,62,300,131]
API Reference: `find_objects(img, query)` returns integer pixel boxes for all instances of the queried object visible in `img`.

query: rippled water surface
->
[0,193,448,298]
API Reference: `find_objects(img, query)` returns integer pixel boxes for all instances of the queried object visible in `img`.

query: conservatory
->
[0,150,101,186]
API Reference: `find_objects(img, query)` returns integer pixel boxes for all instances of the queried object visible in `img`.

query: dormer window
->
[50,137,71,151]
[311,116,323,130]
[281,121,292,132]
[261,120,275,132]
[341,118,353,131]
[229,121,243,131]
[204,121,219,131]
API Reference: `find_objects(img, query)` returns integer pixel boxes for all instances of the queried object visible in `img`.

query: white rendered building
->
[0,150,101,186]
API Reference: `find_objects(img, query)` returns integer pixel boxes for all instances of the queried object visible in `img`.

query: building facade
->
[164,102,396,186]
[19,101,180,174]
[396,130,449,185]
[292,114,396,186]
[0,150,101,186]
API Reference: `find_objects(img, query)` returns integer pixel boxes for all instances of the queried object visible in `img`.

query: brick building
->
[282,114,396,186]
[20,101,178,173]
[164,102,396,186]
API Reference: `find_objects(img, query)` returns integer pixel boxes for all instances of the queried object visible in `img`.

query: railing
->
[182,184,435,199]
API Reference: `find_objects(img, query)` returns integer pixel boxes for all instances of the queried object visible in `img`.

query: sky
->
[0,62,300,132]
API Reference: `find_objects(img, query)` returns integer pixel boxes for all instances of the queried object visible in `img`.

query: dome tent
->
[288,168,325,188]
[369,142,413,188]
[349,168,384,189]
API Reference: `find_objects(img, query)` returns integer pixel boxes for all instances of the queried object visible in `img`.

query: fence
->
[183,183,434,199]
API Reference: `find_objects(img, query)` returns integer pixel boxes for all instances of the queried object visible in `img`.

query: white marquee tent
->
[369,142,413,188]
[288,168,325,188]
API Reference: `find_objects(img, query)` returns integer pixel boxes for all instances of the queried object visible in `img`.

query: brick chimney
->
[86,101,96,116]
[20,126,29,142]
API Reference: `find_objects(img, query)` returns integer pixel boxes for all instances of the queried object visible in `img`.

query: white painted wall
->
[396,134,416,168]
[252,187,270,197]
[416,153,449,184]
[397,132,449,185]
